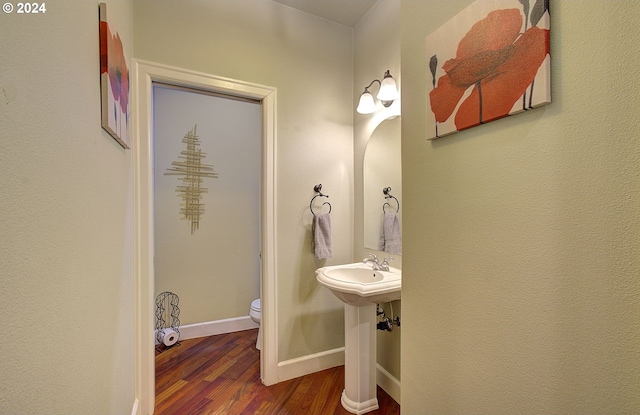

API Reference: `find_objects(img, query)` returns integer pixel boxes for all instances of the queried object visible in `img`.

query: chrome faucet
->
[363,253,393,271]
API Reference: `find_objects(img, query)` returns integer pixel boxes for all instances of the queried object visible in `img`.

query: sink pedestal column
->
[341,302,379,414]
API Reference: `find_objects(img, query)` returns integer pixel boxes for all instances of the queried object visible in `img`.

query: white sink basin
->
[316,262,401,305]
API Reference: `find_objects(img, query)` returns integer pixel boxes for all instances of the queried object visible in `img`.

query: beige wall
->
[354,0,402,381]
[134,0,354,361]
[0,1,135,414]
[401,1,640,413]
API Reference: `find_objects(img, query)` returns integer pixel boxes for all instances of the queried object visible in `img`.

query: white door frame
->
[132,60,278,415]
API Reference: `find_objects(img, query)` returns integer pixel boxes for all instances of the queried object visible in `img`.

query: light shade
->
[377,72,399,102]
[356,91,376,114]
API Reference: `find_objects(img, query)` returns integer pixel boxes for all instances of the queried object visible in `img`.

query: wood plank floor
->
[155,328,400,415]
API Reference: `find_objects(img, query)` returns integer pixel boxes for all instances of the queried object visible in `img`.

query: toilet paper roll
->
[162,328,179,347]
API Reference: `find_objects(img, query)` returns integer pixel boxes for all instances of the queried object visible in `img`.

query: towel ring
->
[310,184,331,216]
[382,187,399,213]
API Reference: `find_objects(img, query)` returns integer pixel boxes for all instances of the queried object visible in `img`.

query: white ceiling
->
[270,0,378,27]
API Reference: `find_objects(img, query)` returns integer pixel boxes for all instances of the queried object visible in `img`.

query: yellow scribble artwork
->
[165,124,219,234]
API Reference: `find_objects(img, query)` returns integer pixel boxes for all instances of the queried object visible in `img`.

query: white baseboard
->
[157,316,259,343]
[376,364,401,404]
[276,348,401,404]
[180,316,259,340]
[277,347,345,383]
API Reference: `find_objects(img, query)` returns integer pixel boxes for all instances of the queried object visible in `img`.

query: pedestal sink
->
[316,262,401,414]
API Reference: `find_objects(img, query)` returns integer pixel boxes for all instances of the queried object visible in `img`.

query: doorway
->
[152,84,261,332]
[133,60,278,415]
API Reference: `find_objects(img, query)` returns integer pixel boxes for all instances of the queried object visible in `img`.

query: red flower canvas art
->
[99,3,130,148]
[426,0,550,139]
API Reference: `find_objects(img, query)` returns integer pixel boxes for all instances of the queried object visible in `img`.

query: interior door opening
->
[134,60,278,415]
[151,81,262,393]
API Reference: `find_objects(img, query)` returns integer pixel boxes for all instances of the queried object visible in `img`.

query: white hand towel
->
[379,212,401,255]
[312,213,332,259]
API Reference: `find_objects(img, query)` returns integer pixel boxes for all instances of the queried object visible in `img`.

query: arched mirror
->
[363,117,401,253]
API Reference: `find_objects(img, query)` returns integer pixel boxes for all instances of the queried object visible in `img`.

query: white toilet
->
[249,298,261,350]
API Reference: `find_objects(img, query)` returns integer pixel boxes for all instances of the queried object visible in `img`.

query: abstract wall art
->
[426,0,550,139]
[164,124,219,234]
[99,2,130,148]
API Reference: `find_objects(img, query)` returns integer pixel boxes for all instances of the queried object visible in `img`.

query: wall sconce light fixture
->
[356,70,399,114]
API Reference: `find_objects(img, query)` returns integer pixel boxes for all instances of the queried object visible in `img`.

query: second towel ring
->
[382,187,399,213]
[310,184,331,216]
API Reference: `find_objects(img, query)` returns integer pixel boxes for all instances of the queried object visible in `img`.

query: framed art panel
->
[426,0,550,139]
[99,2,130,148]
